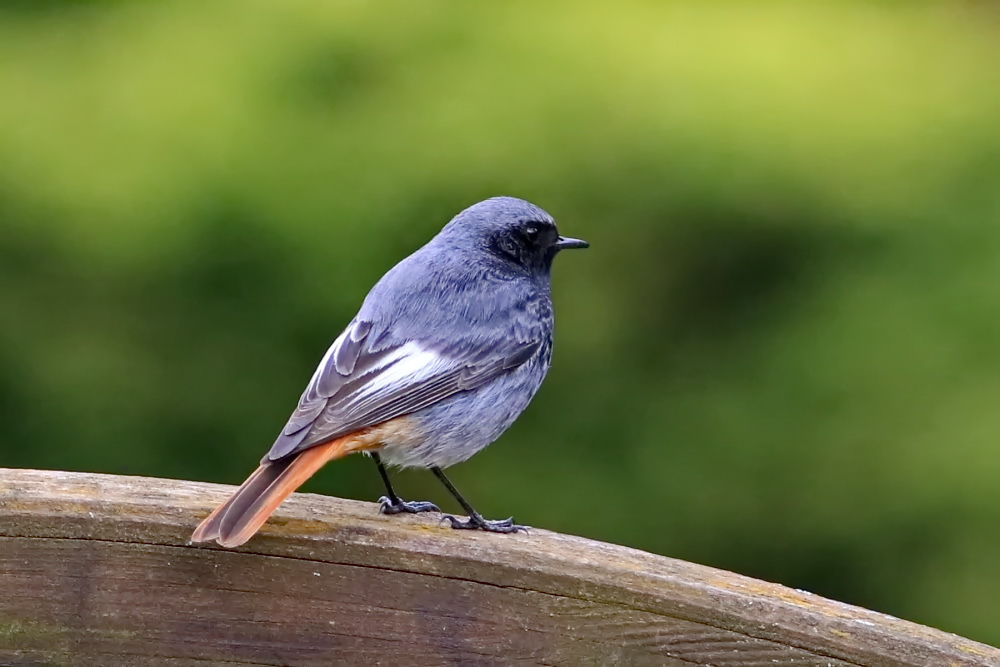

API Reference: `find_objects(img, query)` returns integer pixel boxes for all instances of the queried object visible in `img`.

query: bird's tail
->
[191,436,353,548]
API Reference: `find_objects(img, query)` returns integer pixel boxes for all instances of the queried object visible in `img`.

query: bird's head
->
[437,196,588,271]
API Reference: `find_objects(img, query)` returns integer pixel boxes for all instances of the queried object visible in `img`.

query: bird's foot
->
[441,513,529,534]
[379,496,440,515]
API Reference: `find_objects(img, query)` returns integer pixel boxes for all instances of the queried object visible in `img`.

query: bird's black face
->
[491,218,589,269]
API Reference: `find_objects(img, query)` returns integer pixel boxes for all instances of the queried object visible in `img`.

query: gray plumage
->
[266,196,583,468]
[190,195,587,546]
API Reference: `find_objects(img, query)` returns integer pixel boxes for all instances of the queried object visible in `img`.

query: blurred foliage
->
[2,0,999,647]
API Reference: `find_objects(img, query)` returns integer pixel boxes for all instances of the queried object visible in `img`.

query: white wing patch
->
[352,342,448,400]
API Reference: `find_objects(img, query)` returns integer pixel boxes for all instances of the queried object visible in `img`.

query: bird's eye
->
[523,225,540,244]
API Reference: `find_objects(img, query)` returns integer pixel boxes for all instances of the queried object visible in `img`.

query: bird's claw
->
[440,514,529,534]
[378,496,441,515]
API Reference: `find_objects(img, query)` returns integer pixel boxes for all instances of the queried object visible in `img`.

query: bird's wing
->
[264,318,541,461]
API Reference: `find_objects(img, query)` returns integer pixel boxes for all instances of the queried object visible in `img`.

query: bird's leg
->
[372,453,440,514]
[430,466,528,534]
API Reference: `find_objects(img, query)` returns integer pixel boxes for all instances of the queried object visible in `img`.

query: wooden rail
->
[0,468,996,666]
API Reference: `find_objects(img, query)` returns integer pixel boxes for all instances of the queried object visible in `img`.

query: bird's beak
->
[554,236,589,250]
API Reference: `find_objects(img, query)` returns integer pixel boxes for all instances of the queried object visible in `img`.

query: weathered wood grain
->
[0,469,995,666]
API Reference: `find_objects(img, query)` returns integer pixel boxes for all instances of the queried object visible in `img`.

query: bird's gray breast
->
[376,344,551,469]
[363,249,556,468]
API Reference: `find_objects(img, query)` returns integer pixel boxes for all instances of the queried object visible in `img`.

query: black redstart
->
[191,196,587,547]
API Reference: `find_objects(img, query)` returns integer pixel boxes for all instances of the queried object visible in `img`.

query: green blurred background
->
[2,1,998,647]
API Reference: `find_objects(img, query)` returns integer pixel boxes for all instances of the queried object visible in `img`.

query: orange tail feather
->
[191,436,353,548]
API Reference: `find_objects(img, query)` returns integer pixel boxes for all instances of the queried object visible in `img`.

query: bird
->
[191,196,588,547]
